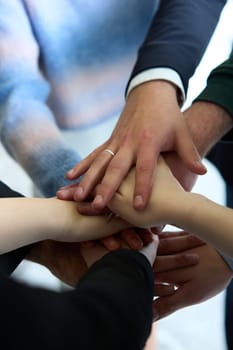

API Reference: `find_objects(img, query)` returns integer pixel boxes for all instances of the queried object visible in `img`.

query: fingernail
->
[93,194,104,207]
[56,189,71,199]
[67,168,74,176]
[134,195,144,208]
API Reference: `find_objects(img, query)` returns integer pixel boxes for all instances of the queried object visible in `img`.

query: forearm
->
[0,195,130,255]
[185,101,233,157]
[0,197,66,253]
[173,192,233,258]
[0,0,81,197]
[0,100,81,197]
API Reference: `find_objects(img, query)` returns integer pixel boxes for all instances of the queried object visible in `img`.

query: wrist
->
[185,101,233,157]
[31,198,71,242]
[127,80,178,106]
[43,198,76,241]
[172,192,205,231]
[163,191,192,228]
[127,68,185,105]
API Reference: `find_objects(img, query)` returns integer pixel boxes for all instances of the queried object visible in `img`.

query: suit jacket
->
[0,181,154,350]
[129,0,227,94]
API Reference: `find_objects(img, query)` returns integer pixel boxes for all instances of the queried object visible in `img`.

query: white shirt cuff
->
[126,68,185,106]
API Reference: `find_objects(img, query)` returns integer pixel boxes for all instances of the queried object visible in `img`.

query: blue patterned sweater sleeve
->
[0,0,81,196]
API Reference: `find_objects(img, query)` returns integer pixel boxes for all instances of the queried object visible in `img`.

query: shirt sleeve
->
[0,249,154,350]
[127,0,227,103]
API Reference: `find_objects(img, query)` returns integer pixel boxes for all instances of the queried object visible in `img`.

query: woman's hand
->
[107,157,187,228]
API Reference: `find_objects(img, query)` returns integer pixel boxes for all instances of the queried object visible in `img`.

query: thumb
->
[140,234,159,266]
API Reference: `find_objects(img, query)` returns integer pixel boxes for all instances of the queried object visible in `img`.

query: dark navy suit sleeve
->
[128,0,227,94]
[0,250,154,350]
[0,181,32,276]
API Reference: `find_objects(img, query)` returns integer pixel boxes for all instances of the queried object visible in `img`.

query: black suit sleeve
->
[128,0,226,94]
[0,181,32,276]
[0,250,154,350]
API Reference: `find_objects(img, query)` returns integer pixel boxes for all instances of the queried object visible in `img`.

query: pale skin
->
[0,196,130,255]
[0,195,160,286]
[107,156,233,259]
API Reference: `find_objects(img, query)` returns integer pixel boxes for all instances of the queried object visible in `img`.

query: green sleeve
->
[195,54,233,118]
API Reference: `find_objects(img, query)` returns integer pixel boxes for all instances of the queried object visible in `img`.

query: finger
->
[91,148,134,210]
[73,147,119,202]
[135,228,153,245]
[157,234,205,255]
[154,265,196,284]
[133,135,159,210]
[158,231,190,239]
[58,182,81,190]
[152,284,190,321]
[56,183,80,200]
[100,235,122,251]
[119,228,143,250]
[175,123,207,175]
[76,202,106,215]
[150,226,165,235]
[66,143,107,180]
[154,282,178,297]
[153,253,199,273]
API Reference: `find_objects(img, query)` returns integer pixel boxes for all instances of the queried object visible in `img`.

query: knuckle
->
[141,129,155,144]
[137,160,153,173]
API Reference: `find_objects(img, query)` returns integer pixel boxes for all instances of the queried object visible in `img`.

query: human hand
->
[163,151,198,192]
[81,233,159,268]
[27,240,87,287]
[107,157,187,228]
[80,227,154,252]
[58,81,206,211]
[153,232,233,321]
[55,184,154,251]
[27,230,153,287]
[49,198,131,244]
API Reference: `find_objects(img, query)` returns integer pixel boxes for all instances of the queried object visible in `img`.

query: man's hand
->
[57,81,206,211]
[27,227,153,286]
[153,232,233,321]
[27,240,87,287]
